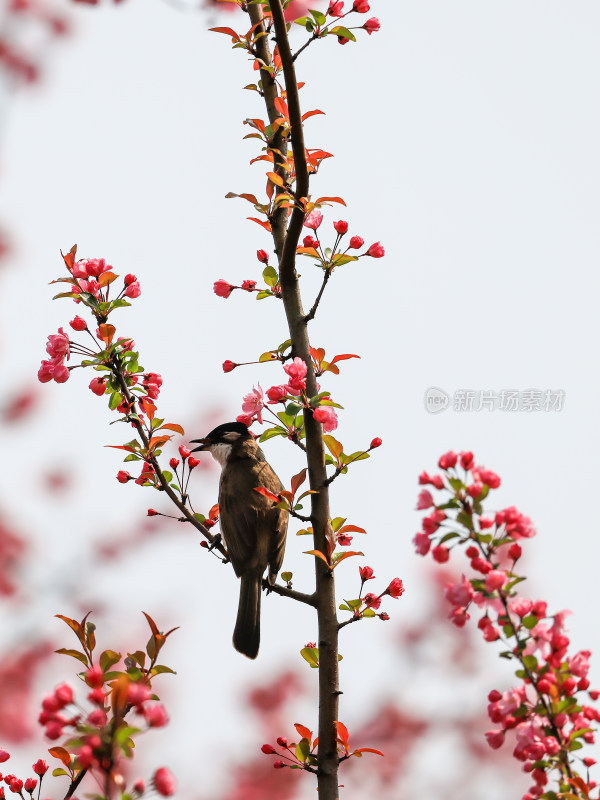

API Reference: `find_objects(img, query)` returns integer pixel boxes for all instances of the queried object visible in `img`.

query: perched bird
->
[191,422,288,659]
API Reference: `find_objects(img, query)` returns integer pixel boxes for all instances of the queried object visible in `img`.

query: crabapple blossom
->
[304,209,323,229]
[213,279,234,298]
[313,406,338,432]
[153,767,176,797]
[366,241,384,257]
[333,220,348,234]
[349,235,363,249]
[241,385,264,424]
[283,357,308,391]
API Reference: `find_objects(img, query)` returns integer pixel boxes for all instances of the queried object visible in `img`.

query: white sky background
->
[1,0,600,796]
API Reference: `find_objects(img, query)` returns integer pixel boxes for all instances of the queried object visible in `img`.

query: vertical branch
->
[252,2,340,798]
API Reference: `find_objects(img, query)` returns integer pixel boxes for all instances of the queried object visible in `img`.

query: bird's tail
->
[233,574,261,659]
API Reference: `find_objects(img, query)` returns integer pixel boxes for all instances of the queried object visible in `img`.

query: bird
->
[191,422,288,659]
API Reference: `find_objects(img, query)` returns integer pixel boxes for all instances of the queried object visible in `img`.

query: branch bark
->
[251,3,340,797]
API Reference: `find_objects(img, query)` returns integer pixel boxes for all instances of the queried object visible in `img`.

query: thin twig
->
[304,269,331,323]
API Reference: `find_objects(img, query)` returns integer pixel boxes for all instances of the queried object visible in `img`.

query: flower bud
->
[257,249,269,263]
[333,220,348,234]
[370,437,382,448]
[70,316,87,331]
[349,235,364,249]
[222,360,237,373]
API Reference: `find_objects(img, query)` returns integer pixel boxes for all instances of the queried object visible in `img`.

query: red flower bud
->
[276,737,288,747]
[261,744,276,754]
[379,612,390,620]
[32,760,48,776]
[117,470,131,484]
[179,445,191,459]
[153,767,176,797]
[273,761,285,769]
[257,249,269,264]
[147,509,159,517]
[124,273,137,285]
[353,0,369,11]
[366,241,385,258]
[188,457,200,469]
[508,542,522,560]
[222,360,237,373]
[349,235,364,249]
[169,458,180,469]
[333,220,348,234]
[370,437,382,448]
[69,315,87,331]
[89,377,106,397]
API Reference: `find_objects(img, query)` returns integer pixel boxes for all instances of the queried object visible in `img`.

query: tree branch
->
[305,269,331,323]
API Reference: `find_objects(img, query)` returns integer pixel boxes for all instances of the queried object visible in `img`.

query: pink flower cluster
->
[235,357,339,433]
[38,328,70,383]
[302,212,384,259]
[416,451,600,798]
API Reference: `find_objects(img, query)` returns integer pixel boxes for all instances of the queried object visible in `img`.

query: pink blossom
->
[363,16,380,34]
[485,570,507,593]
[89,377,106,397]
[313,406,338,432]
[569,650,591,678]
[124,280,141,298]
[416,489,433,510]
[337,533,352,546]
[432,544,449,563]
[54,683,73,706]
[153,767,176,797]
[213,279,234,299]
[385,578,404,598]
[438,450,458,470]
[449,607,469,627]
[352,0,369,11]
[413,531,431,555]
[479,515,494,529]
[304,209,323,230]
[70,315,87,331]
[359,565,374,581]
[241,385,264,424]
[283,357,308,391]
[144,702,169,727]
[32,760,48,776]
[283,0,311,22]
[366,241,385,258]
[266,385,289,403]
[38,359,70,384]
[509,597,533,617]
[485,730,505,750]
[328,0,344,14]
[475,466,501,489]
[237,412,256,426]
[445,576,474,607]
[363,593,381,610]
[459,451,474,470]
[46,328,70,360]
[82,258,111,278]
[74,278,101,298]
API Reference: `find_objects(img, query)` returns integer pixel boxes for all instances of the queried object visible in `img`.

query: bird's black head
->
[190,421,251,451]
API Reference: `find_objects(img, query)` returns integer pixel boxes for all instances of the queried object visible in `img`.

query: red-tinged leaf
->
[254,486,280,503]
[301,109,325,121]
[54,647,89,667]
[322,434,343,461]
[139,397,156,422]
[274,96,289,118]
[55,614,83,639]
[209,503,219,519]
[297,489,318,501]
[142,611,160,638]
[304,549,331,567]
[306,149,333,161]
[310,347,325,364]
[100,649,121,672]
[244,117,266,133]
[106,445,138,453]
[61,244,77,271]
[323,363,339,375]
[209,26,241,41]
[148,434,171,450]
[97,323,115,345]
[158,423,185,435]
[353,747,385,757]
[225,191,259,204]
[98,271,118,287]
[290,468,307,496]
[332,551,364,568]
[266,171,285,187]
[300,646,319,668]
[48,746,72,768]
[294,723,312,743]
[110,673,131,716]
[52,291,79,300]
[278,490,293,503]
[296,246,320,257]
[314,196,346,207]
[330,353,360,365]
[335,720,350,748]
[247,217,272,232]
[568,777,590,797]
[337,525,366,535]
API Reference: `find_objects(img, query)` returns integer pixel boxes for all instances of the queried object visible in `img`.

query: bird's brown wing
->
[219,456,286,579]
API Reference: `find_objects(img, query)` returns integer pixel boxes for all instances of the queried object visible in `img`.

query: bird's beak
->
[190,438,212,452]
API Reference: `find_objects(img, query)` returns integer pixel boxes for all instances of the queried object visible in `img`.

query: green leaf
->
[150,664,177,675]
[123,453,141,462]
[161,470,173,484]
[329,25,356,41]
[300,647,319,669]
[522,614,538,629]
[110,298,132,309]
[296,738,311,761]
[281,571,293,582]
[262,265,279,287]
[522,654,538,671]
[108,391,122,410]
[310,9,326,25]
[259,427,286,442]
[330,253,358,266]
[286,402,303,415]
[339,604,350,611]
[100,649,121,672]
[127,650,146,668]
[362,608,376,617]
[278,339,292,353]
[52,768,69,778]
[256,290,272,300]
